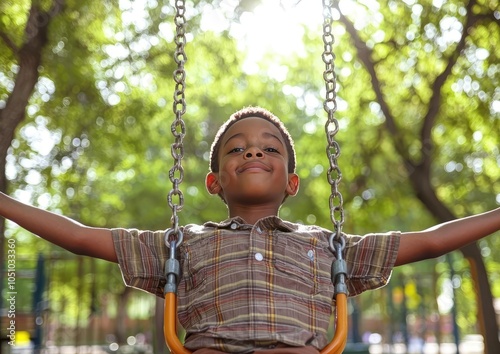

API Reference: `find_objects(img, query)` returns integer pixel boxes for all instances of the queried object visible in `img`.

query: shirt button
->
[255,252,264,261]
[230,223,238,230]
[307,249,314,260]
[256,227,263,234]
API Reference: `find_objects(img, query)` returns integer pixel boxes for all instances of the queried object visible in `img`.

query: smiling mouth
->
[237,162,271,173]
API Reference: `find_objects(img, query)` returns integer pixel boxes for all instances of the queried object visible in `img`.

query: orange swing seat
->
[163,291,348,354]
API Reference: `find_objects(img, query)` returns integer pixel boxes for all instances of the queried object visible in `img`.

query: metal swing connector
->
[163,229,191,354]
[330,237,347,296]
[164,229,182,294]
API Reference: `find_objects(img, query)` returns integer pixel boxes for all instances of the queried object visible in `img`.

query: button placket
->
[248,223,266,327]
[251,224,266,263]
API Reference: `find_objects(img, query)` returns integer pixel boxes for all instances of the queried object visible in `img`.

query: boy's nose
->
[245,147,263,158]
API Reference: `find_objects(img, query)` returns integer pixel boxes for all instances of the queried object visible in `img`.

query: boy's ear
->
[286,173,300,197]
[206,172,222,195]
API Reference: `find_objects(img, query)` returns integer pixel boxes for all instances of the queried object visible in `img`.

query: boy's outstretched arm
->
[395,207,500,266]
[0,192,117,263]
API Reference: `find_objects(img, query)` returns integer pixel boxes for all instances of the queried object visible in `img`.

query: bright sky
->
[199,0,324,73]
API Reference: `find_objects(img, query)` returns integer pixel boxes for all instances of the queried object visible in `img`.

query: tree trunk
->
[116,286,133,344]
[0,0,63,323]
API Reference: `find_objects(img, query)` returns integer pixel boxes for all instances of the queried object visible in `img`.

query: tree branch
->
[335,5,411,163]
[0,31,18,54]
[419,0,480,169]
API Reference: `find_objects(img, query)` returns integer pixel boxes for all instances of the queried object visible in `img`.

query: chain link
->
[167,0,187,243]
[322,0,345,250]
[166,0,343,251]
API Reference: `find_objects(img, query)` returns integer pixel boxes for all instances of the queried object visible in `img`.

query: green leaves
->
[2,0,499,345]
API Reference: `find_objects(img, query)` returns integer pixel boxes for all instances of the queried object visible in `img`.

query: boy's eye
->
[228,147,244,154]
[264,147,280,153]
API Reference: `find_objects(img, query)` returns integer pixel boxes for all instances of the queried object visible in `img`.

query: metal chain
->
[322,0,345,252]
[167,0,187,244]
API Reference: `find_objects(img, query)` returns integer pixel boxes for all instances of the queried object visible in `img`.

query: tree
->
[328,0,500,351]
[1,0,498,351]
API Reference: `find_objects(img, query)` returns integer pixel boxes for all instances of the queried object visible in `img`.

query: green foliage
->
[1,0,499,346]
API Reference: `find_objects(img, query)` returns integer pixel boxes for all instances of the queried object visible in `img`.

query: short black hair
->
[209,106,296,173]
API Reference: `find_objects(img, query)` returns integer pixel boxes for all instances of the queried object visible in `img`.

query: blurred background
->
[1,0,499,353]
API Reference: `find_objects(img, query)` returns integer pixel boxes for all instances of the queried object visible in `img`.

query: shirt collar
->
[203,215,296,232]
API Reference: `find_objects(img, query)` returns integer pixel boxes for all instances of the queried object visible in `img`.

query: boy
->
[0,106,499,354]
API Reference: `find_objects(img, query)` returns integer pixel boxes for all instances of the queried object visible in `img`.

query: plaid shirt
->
[112,216,400,352]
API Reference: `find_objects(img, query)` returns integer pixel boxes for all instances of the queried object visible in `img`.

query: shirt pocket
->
[274,235,333,295]
[180,237,210,293]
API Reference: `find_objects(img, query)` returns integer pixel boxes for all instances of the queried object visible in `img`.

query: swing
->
[162,1,348,353]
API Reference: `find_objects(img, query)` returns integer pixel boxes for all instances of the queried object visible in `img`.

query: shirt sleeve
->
[343,231,401,297]
[112,228,169,297]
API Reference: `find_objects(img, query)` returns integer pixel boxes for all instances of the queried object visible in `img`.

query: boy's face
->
[206,117,299,206]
